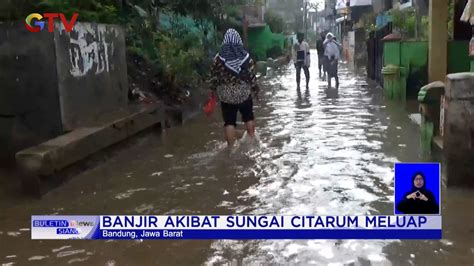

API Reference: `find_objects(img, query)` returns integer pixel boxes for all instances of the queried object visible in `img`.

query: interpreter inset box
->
[394,163,441,215]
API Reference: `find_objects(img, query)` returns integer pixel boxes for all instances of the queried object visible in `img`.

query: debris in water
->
[164,154,174,158]
[56,249,85,258]
[28,255,49,261]
[52,246,72,253]
[68,256,90,264]
[115,188,148,200]
[223,190,230,195]
[7,232,20,237]
[151,172,163,177]
[409,113,422,125]
[440,239,453,246]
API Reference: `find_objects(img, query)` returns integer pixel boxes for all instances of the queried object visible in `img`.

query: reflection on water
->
[325,87,339,100]
[1,52,473,265]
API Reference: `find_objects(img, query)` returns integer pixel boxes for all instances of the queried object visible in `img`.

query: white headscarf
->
[324,32,340,60]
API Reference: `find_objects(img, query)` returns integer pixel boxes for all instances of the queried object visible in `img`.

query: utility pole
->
[304,0,308,36]
[243,14,249,49]
[304,2,319,41]
[414,0,421,40]
[304,0,319,36]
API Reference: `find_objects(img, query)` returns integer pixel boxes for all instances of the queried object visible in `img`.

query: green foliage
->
[219,17,243,34]
[37,0,120,23]
[124,6,212,92]
[448,1,454,40]
[420,16,429,40]
[389,8,407,34]
[389,7,429,41]
[360,12,377,37]
[0,0,225,99]
[265,10,284,34]
[404,10,416,36]
[224,6,240,19]
[157,31,205,88]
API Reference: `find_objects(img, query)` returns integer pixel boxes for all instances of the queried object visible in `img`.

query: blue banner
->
[92,229,442,240]
[31,215,443,240]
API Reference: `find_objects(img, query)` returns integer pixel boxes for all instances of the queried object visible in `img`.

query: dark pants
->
[318,54,325,74]
[326,58,339,89]
[220,96,254,127]
[295,63,310,87]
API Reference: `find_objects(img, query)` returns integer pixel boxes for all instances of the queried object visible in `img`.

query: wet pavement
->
[1,52,474,265]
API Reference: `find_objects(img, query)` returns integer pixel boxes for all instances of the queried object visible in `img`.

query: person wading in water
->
[323,33,341,89]
[316,33,326,80]
[209,29,260,147]
[293,32,311,90]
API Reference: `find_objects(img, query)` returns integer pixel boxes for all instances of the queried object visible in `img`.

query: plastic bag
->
[203,92,217,116]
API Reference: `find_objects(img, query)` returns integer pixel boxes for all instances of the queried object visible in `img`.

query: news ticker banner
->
[31,215,442,240]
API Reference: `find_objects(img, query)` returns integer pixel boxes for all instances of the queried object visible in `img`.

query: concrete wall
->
[0,22,128,163]
[54,22,128,130]
[444,73,474,187]
[0,22,63,163]
[348,31,355,67]
[353,29,367,69]
[428,0,448,82]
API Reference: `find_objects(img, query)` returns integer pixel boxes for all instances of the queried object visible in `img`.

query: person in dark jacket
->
[316,33,326,79]
[396,172,440,214]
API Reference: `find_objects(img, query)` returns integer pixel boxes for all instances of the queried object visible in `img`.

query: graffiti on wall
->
[59,23,118,77]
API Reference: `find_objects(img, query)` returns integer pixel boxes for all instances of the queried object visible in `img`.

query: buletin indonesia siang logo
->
[25,13,78,33]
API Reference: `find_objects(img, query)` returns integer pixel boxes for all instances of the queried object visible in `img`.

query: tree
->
[265,10,284,33]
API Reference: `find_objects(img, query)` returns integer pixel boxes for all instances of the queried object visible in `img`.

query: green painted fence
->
[383,40,471,98]
[448,41,470,74]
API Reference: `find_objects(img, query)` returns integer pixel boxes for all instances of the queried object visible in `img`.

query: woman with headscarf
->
[396,172,440,214]
[209,29,260,147]
[323,32,341,89]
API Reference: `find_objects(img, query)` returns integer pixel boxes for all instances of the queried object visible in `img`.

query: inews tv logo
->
[25,13,78,33]
[32,219,94,227]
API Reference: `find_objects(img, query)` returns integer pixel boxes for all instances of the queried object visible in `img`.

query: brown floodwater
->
[1,52,473,265]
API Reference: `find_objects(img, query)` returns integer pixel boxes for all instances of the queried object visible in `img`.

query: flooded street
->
[1,52,473,265]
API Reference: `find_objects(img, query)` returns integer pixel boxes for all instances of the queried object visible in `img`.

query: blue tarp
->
[376,13,392,29]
